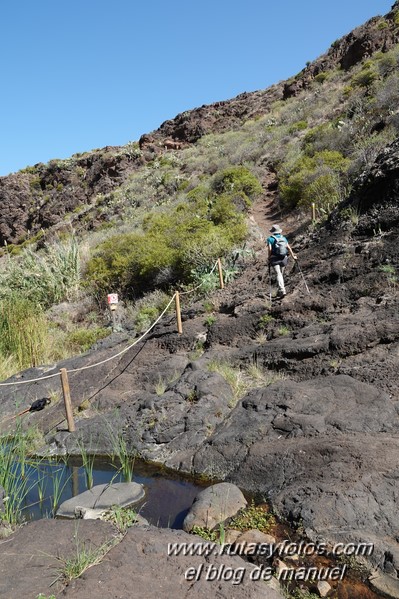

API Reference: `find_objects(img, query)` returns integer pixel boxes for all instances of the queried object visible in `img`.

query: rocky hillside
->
[0,114,398,584]
[1,1,399,248]
[0,3,399,599]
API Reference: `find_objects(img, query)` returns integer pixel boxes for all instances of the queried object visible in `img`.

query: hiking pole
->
[295,259,310,295]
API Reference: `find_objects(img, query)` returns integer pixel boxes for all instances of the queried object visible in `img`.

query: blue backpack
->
[271,235,288,257]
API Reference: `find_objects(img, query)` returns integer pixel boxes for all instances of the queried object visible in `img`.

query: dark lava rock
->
[192,375,399,569]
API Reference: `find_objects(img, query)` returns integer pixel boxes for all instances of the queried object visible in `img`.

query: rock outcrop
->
[0,520,284,599]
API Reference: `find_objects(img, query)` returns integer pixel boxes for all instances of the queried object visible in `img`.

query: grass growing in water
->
[0,423,42,526]
[77,441,96,489]
[0,424,74,525]
[109,433,136,482]
[46,460,71,517]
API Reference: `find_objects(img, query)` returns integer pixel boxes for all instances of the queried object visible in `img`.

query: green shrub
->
[211,166,262,202]
[343,85,353,97]
[258,314,274,330]
[229,501,275,533]
[379,264,397,289]
[85,194,247,297]
[29,177,42,190]
[352,68,377,88]
[314,72,329,83]
[135,305,160,331]
[305,172,343,210]
[204,314,216,327]
[209,193,247,224]
[279,150,349,210]
[66,327,109,352]
[188,266,220,295]
[191,526,218,542]
[377,53,397,77]
[302,123,331,152]
[288,120,308,134]
[186,184,210,203]
[126,290,171,332]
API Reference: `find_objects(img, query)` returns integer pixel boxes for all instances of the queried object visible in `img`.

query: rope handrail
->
[67,293,177,374]
[0,371,60,387]
[0,257,226,389]
[0,293,177,387]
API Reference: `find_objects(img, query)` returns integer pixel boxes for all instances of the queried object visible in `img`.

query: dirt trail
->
[250,172,281,235]
[249,171,298,244]
[249,172,308,272]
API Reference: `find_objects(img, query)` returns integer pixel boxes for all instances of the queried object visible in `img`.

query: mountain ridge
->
[1,2,399,248]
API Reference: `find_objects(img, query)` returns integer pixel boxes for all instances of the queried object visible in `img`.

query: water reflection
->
[23,456,208,528]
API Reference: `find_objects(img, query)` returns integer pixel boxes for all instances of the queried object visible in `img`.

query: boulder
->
[183,482,247,532]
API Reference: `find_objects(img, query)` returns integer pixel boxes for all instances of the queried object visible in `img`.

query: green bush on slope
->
[278,150,350,211]
[211,166,263,202]
[85,190,250,297]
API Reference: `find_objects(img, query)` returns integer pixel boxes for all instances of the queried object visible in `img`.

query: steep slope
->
[1,1,399,248]
[0,4,399,596]
[0,136,397,582]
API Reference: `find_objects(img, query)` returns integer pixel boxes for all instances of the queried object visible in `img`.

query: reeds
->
[76,442,96,490]
[0,417,138,528]
[0,425,72,525]
[109,432,135,483]
[0,295,49,370]
[0,424,40,525]
[0,237,81,308]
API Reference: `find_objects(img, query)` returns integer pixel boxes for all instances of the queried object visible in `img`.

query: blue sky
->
[0,1,394,177]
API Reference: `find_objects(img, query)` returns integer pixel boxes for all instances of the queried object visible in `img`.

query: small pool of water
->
[21,456,209,528]
[13,457,386,599]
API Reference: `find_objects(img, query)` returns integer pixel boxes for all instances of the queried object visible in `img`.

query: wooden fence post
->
[217,258,224,289]
[175,292,183,334]
[60,368,76,432]
[311,202,316,222]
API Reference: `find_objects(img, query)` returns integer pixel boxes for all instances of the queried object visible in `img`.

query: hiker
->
[267,224,297,298]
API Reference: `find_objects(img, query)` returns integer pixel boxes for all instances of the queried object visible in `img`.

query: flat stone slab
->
[57,482,145,518]
[369,572,399,599]
[0,520,284,599]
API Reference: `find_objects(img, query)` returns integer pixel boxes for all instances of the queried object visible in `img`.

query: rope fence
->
[0,258,226,430]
